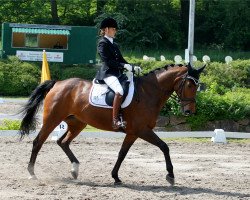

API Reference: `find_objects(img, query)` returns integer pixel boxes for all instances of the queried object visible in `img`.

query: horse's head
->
[174,63,206,115]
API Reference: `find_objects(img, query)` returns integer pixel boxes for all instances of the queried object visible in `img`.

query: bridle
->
[171,73,200,107]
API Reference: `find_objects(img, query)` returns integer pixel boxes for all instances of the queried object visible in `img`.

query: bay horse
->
[19,63,205,186]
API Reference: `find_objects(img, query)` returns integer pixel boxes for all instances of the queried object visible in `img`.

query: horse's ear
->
[187,63,205,79]
[187,62,193,70]
[187,62,195,74]
[197,64,206,74]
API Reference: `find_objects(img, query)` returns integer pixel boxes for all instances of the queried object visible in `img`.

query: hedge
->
[125,57,250,129]
[0,56,249,130]
[0,56,97,96]
[0,56,40,96]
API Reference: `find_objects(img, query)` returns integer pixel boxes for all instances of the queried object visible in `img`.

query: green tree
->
[50,0,60,24]
[97,0,182,50]
[195,0,250,51]
[0,0,249,51]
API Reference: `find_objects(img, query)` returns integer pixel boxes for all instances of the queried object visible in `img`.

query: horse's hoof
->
[166,174,175,186]
[28,175,38,180]
[114,181,122,185]
[71,171,78,179]
[71,162,79,179]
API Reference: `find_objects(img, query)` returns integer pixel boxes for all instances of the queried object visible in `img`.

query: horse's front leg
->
[112,134,138,184]
[138,130,175,186]
[57,119,86,179]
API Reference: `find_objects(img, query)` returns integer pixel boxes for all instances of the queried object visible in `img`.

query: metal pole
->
[187,0,195,65]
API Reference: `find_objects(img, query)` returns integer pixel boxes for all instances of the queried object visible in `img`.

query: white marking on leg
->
[71,162,79,179]
[28,175,38,180]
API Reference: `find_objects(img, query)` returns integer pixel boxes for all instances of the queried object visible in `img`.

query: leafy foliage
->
[200,60,250,94]
[187,88,250,130]
[0,0,249,51]
[0,119,21,130]
[0,56,249,130]
[196,89,250,121]
[61,65,97,80]
[126,57,250,129]
[0,57,98,96]
[0,56,40,96]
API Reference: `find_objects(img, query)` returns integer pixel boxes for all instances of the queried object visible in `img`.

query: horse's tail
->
[19,80,56,139]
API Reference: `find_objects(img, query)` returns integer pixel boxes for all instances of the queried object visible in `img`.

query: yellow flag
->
[41,50,51,83]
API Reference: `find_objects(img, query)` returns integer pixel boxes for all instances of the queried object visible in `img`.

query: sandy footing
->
[0,136,249,200]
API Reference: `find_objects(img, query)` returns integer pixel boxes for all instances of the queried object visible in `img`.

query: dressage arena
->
[0,100,249,199]
[0,136,249,200]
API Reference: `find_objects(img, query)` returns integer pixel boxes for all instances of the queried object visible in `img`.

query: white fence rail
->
[1,130,249,139]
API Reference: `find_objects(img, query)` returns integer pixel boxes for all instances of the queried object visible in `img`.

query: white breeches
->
[104,76,124,95]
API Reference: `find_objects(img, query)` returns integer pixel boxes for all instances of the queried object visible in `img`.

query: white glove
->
[124,64,133,72]
[134,66,142,74]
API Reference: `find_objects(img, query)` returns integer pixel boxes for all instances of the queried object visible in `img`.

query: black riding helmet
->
[100,17,118,29]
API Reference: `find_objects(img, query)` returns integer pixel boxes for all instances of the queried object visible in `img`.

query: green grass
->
[0,119,101,132]
[84,125,102,132]
[0,119,21,130]
[0,120,101,131]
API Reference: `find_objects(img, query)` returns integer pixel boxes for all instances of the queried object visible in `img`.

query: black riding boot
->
[112,93,125,129]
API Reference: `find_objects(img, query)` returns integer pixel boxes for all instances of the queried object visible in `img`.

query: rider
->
[95,17,140,129]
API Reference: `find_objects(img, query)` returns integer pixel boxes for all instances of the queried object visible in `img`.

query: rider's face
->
[105,27,117,38]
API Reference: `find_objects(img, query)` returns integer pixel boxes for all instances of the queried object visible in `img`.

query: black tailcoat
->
[95,37,128,80]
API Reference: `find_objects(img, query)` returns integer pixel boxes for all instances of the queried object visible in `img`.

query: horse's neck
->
[157,67,187,93]
[140,67,186,109]
[156,67,187,110]
[139,71,171,105]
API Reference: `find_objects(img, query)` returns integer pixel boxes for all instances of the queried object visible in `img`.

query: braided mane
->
[142,64,184,76]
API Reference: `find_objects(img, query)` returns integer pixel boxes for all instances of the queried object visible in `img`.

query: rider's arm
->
[98,40,128,70]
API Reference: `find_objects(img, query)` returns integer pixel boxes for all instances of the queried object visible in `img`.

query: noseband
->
[174,73,199,107]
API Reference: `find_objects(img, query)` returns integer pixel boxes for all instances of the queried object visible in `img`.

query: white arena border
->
[0,130,249,139]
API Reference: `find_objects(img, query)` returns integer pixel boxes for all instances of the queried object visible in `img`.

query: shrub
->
[200,60,250,94]
[160,97,182,116]
[125,58,250,130]
[186,114,208,130]
[0,58,98,96]
[49,63,63,80]
[0,56,249,131]
[61,65,97,80]
[0,119,21,130]
[186,88,250,130]
[0,56,40,96]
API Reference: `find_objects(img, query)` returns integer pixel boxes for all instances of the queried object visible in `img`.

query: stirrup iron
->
[119,114,127,128]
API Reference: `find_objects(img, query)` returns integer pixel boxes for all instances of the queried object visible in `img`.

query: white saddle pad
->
[89,78,134,109]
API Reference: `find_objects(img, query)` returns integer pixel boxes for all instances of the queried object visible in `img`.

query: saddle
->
[89,73,134,108]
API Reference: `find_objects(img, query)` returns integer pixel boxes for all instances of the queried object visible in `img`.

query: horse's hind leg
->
[28,103,70,180]
[112,134,138,184]
[57,116,86,179]
[28,135,41,180]
[28,124,59,180]
[137,130,175,186]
